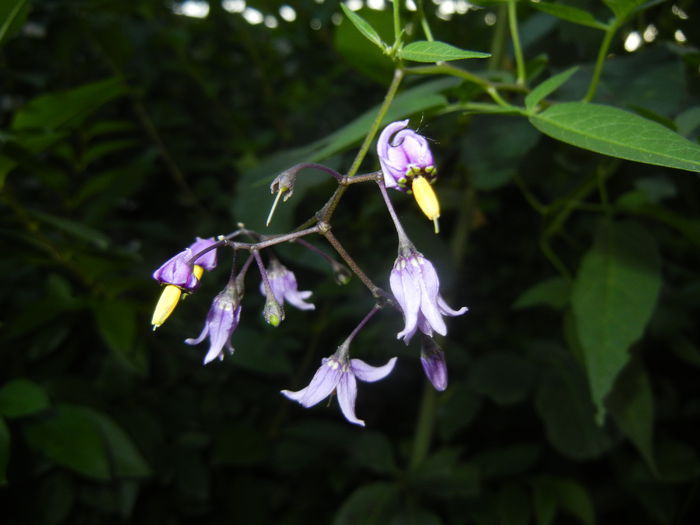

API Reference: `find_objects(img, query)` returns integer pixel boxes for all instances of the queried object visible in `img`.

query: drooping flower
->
[151,237,219,329]
[390,247,468,344]
[420,337,448,391]
[377,120,441,232]
[153,237,218,290]
[281,349,397,427]
[259,261,315,311]
[185,284,241,364]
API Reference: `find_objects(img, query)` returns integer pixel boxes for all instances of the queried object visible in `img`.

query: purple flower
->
[281,352,397,426]
[185,287,241,364]
[421,338,448,391]
[259,261,314,311]
[377,119,437,192]
[390,249,468,344]
[152,237,219,291]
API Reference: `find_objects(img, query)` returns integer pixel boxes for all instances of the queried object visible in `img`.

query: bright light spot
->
[455,0,469,14]
[484,12,496,26]
[643,24,658,43]
[315,0,325,3]
[279,5,296,22]
[367,0,385,9]
[331,12,343,25]
[405,0,417,11]
[346,0,363,11]
[624,31,642,52]
[672,4,689,20]
[310,18,322,30]
[173,1,210,18]
[439,1,455,15]
[264,15,278,28]
[243,7,263,24]
[222,0,245,13]
[675,29,687,43]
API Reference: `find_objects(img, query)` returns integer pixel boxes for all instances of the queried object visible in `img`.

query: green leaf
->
[525,67,579,112]
[513,276,571,310]
[530,102,700,173]
[93,300,145,374]
[12,77,127,131]
[88,410,151,478]
[0,418,9,485]
[32,210,111,249]
[529,2,608,30]
[398,41,490,62]
[334,482,399,525]
[603,0,646,19]
[531,475,595,525]
[607,357,656,474]
[0,378,51,418]
[572,221,661,421]
[468,352,536,405]
[340,4,386,51]
[24,404,111,480]
[498,484,531,525]
[0,0,28,47]
[534,347,613,459]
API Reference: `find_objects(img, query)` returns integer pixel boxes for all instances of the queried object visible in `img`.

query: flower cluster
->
[150,120,468,425]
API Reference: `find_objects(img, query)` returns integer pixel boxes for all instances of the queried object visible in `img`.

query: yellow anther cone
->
[411,176,441,234]
[152,285,182,329]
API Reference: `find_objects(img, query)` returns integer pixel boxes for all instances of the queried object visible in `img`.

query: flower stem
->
[583,23,617,102]
[346,306,381,346]
[410,383,437,470]
[377,179,411,247]
[322,228,382,298]
[417,0,434,41]
[392,0,401,45]
[507,0,526,86]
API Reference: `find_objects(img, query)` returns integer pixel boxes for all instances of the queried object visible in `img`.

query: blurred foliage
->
[1,0,700,523]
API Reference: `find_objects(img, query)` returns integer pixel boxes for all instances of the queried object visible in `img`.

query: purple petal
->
[413,258,447,336]
[392,260,421,343]
[189,237,218,271]
[437,296,469,317]
[184,323,209,346]
[337,372,364,426]
[281,357,343,408]
[351,357,397,383]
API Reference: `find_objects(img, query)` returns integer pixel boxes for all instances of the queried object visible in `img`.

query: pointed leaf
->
[334,482,399,525]
[0,0,28,47]
[525,67,579,112]
[529,2,608,30]
[23,404,111,480]
[513,276,571,310]
[607,357,656,473]
[603,0,646,19]
[0,379,51,418]
[340,4,386,51]
[530,102,700,173]
[399,41,490,62]
[572,221,661,420]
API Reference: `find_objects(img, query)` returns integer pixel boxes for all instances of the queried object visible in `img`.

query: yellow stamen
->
[411,176,441,234]
[151,285,182,329]
[266,187,287,226]
[193,264,204,280]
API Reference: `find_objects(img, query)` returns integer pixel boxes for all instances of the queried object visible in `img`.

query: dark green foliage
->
[1,0,700,523]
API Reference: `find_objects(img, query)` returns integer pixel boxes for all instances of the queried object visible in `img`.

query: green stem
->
[417,0,434,41]
[583,23,617,102]
[393,0,401,44]
[410,384,437,470]
[488,4,508,72]
[507,0,526,85]
[348,68,404,178]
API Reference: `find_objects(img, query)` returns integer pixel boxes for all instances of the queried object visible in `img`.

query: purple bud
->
[420,338,448,391]
[185,286,241,364]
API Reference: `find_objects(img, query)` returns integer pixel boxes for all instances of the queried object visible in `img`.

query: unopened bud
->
[263,296,285,327]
